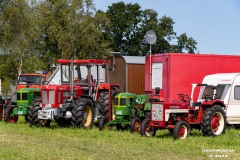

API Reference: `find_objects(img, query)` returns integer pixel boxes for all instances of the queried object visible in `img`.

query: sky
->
[93,0,240,55]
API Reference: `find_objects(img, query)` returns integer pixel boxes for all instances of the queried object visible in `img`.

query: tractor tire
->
[130,117,141,133]
[28,96,51,127]
[168,129,173,135]
[201,105,226,136]
[140,118,156,137]
[99,116,108,131]
[71,98,94,129]
[0,105,3,121]
[4,106,18,123]
[28,107,50,127]
[98,87,120,117]
[28,107,39,126]
[172,121,190,140]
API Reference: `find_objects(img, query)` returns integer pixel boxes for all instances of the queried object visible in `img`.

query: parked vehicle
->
[2,73,47,123]
[28,59,119,128]
[145,53,240,102]
[140,85,227,139]
[99,92,150,133]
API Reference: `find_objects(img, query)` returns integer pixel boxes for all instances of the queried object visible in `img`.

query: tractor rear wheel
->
[4,106,18,123]
[172,121,190,140]
[72,98,94,129]
[140,118,156,137]
[99,116,108,131]
[98,88,120,118]
[201,105,226,136]
[130,117,141,133]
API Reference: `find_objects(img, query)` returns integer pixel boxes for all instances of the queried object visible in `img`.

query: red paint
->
[211,115,220,133]
[145,53,240,102]
[179,126,185,138]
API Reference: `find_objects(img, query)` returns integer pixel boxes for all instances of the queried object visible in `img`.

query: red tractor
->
[140,85,227,139]
[28,59,119,128]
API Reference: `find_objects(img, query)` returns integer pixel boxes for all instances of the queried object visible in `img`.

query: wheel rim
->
[134,121,141,133]
[145,125,154,136]
[211,112,224,135]
[39,119,49,126]
[178,125,187,139]
[9,108,18,123]
[83,105,92,127]
[9,116,18,123]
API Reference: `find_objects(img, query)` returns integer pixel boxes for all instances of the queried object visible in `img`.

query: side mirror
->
[155,87,160,95]
[102,63,106,68]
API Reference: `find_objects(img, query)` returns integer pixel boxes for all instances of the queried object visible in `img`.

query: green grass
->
[0,118,239,160]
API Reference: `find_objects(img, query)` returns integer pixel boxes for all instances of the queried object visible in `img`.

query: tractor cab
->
[58,59,108,99]
[17,73,46,90]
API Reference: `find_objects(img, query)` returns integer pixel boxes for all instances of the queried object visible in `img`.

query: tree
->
[36,0,110,60]
[105,2,198,55]
[0,0,46,78]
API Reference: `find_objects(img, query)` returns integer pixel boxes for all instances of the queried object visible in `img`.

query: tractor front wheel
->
[99,116,108,131]
[130,117,141,133]
[72,98,94,129]
[172,121,190,140]
[140,118,156,137]
[28,107,50,127]
[4,106,18,123]
[201,105,226,136]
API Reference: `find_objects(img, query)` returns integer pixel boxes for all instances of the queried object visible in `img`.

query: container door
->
[227,75,240,124]
[152,63,163,89]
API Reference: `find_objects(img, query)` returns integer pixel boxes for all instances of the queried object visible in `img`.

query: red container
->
[145,53,240,102]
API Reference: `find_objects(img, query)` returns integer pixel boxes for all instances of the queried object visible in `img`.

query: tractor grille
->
[114,98,126,106]
[22,93,28,100]
[17,93,20,100]
[17,93,28,100]
[42,90,55,104]
[151,103,163,121]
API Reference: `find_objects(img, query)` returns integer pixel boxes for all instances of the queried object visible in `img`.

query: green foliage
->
[105,2,198,55]
[36,0,110,60]
[0,0,198,93]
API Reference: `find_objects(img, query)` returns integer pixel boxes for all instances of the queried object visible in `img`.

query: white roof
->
[202,73,240,85]
[122,56,145,64]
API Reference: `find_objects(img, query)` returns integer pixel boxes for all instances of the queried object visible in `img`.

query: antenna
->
[145,30,157,90]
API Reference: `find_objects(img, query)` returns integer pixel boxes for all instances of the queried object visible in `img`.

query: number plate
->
[116,110,122,115]
[17,111,23,115]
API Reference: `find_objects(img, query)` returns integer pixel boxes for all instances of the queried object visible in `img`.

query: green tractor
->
[99,92,151,133]
[4,88,41,123]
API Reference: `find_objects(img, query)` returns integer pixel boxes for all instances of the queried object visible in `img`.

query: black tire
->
[71,98,94,129]
[201,105,226,136]
[99,116,108,131]
[130,117,141,133]
[28,96,50,127]
[98,87,120,117]
[28,107,40,126]
[168,129,173,135]
[140,118,156,136]
[0,105,3,121]
[172,121,190,140]
[4,106,18,123]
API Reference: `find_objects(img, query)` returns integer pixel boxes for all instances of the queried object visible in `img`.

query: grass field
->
[0,118,239,160]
